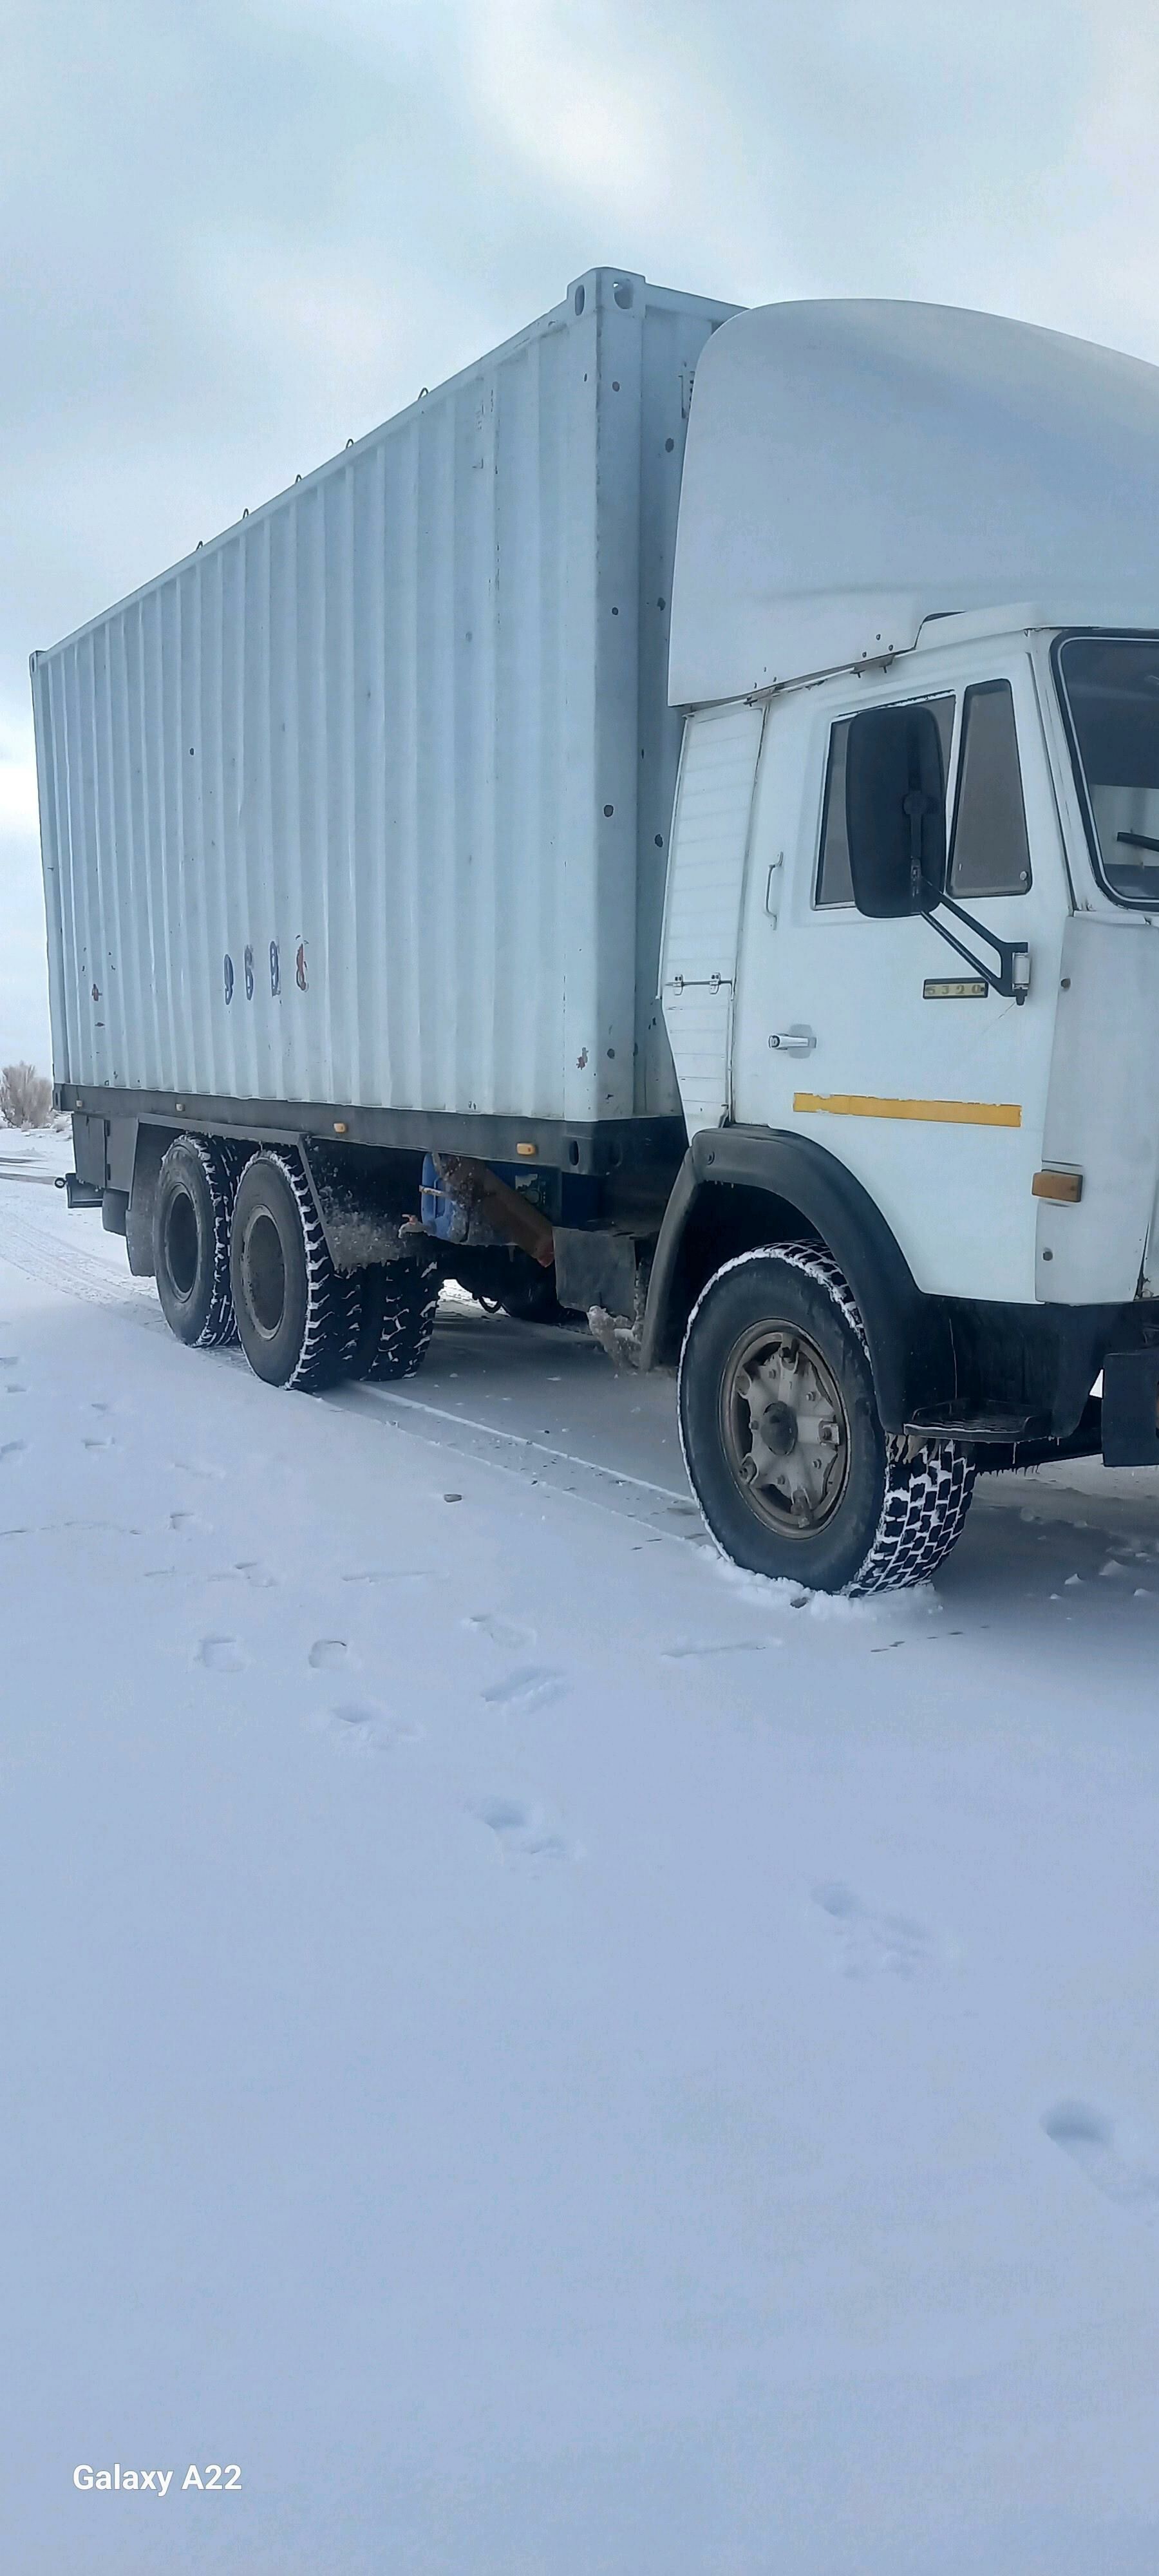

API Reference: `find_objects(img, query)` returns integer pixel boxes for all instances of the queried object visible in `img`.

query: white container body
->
[33,269,733,1125]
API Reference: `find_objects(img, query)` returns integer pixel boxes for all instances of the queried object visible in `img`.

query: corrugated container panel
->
[34,268,736,1124]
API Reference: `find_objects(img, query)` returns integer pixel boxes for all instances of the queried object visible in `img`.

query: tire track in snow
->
[0,1178,704,1540]
[328,1378,706,1543]
[0,1186,164,1327]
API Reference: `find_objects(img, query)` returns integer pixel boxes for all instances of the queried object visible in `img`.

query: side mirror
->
[845,704,946,918]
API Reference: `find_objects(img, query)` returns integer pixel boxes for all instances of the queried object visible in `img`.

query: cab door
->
[730,651,1066,1305]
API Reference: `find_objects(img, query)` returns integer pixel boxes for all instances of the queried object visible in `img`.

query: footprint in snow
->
[308,1638,350,1671]
[341,1569,433,1586]
[466,1611,538,1651]
[168,1510,202,1532]
[0,1440,25,1461]
[0,1354,19,1367]
[663,1638,767,1661]
[202,1558,278,1591]
[197,1636,249,1673]
[474,1794,575,1862]
[83,1436,114,1451]
[6,1384,26,1396]
[813,1882,936,1980]
[1042,2101,1159,2210]
[321,1701,424,1754]
[480,1665,566,1712]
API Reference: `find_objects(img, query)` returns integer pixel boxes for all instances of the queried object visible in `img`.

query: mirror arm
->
[924,893,1030,1003]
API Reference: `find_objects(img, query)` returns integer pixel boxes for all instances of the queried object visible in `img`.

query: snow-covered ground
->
[5,1128,1159,2573]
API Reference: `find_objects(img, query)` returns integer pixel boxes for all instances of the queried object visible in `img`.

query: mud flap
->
[1102,1350,1159,1467]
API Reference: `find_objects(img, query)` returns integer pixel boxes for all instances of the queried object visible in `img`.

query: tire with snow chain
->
[678,1244,975,1596]
[229,1150,350,1392]
[153,1134,242,1349]
[346,1255,440,1382]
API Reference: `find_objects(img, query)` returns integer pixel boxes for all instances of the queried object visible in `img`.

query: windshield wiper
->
[1117,830,1159,854]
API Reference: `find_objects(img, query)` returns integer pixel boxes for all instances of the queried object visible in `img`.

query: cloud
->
[0,746,37,837]
[466,1,675,212]
[0,828,50,1065]
[3,0,1159,1066]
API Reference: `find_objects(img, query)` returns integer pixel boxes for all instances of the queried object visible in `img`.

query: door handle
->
[768,1026,816,1055]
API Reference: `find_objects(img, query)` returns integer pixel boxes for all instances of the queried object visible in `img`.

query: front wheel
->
[678,1244,975,1595]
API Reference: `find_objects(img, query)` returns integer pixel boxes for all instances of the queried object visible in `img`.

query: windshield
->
[1055,634,1159,905]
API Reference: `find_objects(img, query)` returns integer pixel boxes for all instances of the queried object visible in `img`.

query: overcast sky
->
[5,0,1159,1065]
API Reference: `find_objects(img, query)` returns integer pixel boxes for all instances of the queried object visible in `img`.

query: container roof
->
[669,298,1159,706]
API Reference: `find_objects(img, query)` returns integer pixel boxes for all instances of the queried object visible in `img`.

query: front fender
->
[639,1126,952,1432]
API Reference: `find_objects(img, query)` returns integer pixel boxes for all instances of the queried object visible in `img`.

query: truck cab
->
[666,614,1159,1316]
[655,299,1159,1589]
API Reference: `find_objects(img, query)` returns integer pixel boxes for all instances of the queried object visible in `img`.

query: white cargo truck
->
[32,271,1159,1591]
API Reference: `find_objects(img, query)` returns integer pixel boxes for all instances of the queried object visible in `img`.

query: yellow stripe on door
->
[793,1092,1021,1129]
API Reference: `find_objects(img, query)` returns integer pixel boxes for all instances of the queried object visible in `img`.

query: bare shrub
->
[1,1063,53,1128]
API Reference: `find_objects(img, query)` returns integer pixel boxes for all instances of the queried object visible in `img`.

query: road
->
[3,1128,1159,2575]
[5,1130,1158,1558]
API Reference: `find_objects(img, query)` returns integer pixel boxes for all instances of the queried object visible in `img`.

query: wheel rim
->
[718,1318,851,1538]
[164,1188,200,1301]
[243,1209,287,1338]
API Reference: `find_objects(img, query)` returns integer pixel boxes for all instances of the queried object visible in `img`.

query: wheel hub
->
[164,1188,200,1302]
[722,1324,849,1536]
[759,1397,798,1456]
[243,1210,288,1338]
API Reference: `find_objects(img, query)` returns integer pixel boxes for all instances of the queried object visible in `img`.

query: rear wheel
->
[153,1135,241,1349]
[678,1244,975,1595]
[347,1256,440,1382]
[229,1150,350,1392]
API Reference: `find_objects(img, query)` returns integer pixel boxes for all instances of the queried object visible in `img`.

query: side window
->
[948,681,1031,896]
[815,695,954,906]
[815,722,854,907]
